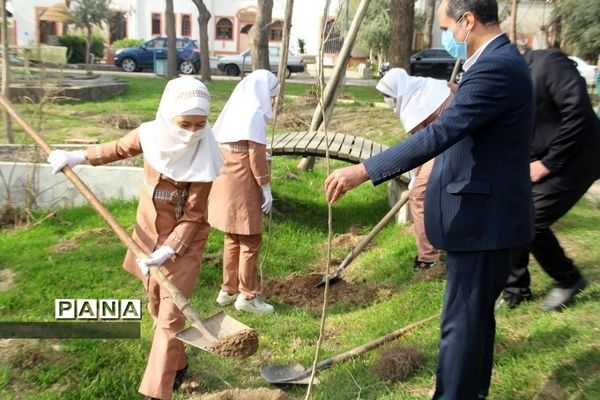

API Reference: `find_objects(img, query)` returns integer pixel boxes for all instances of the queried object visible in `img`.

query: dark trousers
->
[433,248,515,400]
[505,180,589,293]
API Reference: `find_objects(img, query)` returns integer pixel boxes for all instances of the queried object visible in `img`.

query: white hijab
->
[213,69,281,145]
[139,76,223,182]
[376,68,450,133]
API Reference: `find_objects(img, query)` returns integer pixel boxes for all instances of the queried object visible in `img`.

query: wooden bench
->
[267,131,412,223]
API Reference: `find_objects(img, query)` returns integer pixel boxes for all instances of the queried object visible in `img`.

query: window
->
[146,38,166,48]
[181,14,191,37]
[216,18,233,40]
[110,11,127,43]
[270,20,283,41]
[151,13,161,35]
[268,46,280,57]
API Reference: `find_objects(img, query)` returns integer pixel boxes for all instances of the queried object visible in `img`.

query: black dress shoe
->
[413,256,436,271]
[173,364,188,391]
[495,289,533,310]
[542,277,587,311]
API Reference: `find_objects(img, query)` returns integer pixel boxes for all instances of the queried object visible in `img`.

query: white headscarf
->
[376,68,451,133]
[139,76,223,182]
[213,69,280,145]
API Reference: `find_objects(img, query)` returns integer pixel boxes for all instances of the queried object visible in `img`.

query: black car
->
[379,48,463,82]
[114,37,200,74]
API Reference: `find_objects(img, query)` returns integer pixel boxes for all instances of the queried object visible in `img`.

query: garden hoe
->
[316,191,409,287]
[260,314,437,384]
[0,94,258,360]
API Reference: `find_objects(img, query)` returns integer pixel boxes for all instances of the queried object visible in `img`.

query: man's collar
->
[463,33,505,71]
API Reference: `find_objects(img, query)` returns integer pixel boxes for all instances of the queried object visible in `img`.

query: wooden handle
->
[0,94,217,341]
[350,191,410,258]
[316,314,438,370]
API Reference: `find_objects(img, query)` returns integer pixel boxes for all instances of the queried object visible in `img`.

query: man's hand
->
[530,160,551,183]
[324,164,369,204]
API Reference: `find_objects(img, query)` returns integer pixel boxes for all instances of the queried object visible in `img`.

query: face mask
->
[384,96,396,111]
[442,17,470,60]
[168,125,206,145]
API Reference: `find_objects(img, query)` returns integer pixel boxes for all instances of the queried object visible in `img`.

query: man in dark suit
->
[325,0,534,398]
[497,49,600,311]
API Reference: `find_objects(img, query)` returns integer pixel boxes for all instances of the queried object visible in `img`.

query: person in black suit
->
[497,49,600,311]
[325,1,534,399]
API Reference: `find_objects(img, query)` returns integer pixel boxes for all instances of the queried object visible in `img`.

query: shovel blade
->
[260,363,318,385]
[315,273,342,288]
[175,311,252,350]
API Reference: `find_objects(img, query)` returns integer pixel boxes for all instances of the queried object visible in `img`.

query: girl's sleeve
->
[86,129,143,166]
[248,141,270,186]
[164,183,209,255]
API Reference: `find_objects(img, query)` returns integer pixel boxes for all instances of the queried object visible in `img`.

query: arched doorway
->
[236,7,256,53]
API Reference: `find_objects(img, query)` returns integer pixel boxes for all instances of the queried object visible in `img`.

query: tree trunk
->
[389,0,414,70]
[166,0,178,79]
[250,0,273,71]
[1,0,13,143]
[62,0,71,35]
[192,0,212,82]
[85,25,93,76]
[276,0,294,107]
[423,0,436,49]
[509,0,518,42]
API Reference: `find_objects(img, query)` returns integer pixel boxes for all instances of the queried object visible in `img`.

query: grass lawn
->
[0,76,599,400]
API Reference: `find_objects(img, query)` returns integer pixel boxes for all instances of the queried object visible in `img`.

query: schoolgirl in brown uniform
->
[208,70,280,314]
[47,77,223,400]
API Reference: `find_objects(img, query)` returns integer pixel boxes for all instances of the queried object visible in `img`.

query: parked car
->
[113,37,200,74]
[568,55,597,86]
[217,45,304,78]
[379,48,463,82]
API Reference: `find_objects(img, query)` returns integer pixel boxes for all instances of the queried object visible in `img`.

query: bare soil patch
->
[51,227,113,253]
[410,264,446,284]
[0,268,15,291]
[264,272,392,311]
[186,388,297,400]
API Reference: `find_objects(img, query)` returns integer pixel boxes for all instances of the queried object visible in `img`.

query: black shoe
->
[173,364,188,391]
[413,256,436,271]
[542,277,587,311]
[495,289,533,310]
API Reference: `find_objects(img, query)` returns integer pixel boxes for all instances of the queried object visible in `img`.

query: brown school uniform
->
[87,129,211,400]
[208,140,270,298]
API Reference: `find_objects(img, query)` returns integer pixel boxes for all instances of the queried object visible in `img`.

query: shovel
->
[0,94,258,360]
[260,314,437,384]
[316,191,409,287]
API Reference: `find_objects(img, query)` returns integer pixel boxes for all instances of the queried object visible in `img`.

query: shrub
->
[58,34,104,63]
[110,38,144,49]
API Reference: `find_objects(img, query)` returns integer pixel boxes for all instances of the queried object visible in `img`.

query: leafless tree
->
[165,0,178,78]
[389,0,414,70]
[1,0,13,143]
[191,0,212,82]
[423,0,437,48]
[509,0,518,42]
[250,0,273,70]
[276,0,294,106]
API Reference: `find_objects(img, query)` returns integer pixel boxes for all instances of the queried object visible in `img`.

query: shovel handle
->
[0,94,218,341]
[315,314,438,371]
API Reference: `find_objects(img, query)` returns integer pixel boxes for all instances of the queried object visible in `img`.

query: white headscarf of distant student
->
[213,69,280,145]
[376,68,451,133]
[138,76,223,182]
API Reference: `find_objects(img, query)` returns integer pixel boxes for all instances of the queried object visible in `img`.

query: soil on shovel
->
[207,329,259,359]
[186,388,297,400]
[264,272,392,311]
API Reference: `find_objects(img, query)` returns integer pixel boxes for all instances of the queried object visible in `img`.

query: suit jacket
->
[524,49,600,191]
[364,34,534,252]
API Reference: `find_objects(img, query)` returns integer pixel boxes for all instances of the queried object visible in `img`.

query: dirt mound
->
[264,272,391,311]
[371,344,427,381]
[276,111,311,131]
[186,388,297,400]
[0,269,15,291]
[329,224,364,249]
[410,263,446,283]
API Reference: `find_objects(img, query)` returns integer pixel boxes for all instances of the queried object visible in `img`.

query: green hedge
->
[110,38,144,49]
[58,34,105,63]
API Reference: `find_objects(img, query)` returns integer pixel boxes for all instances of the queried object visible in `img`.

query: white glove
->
[136,246,175,276]
[266,152,273,162]
[261,183,273,214]
[47,150,87,175]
